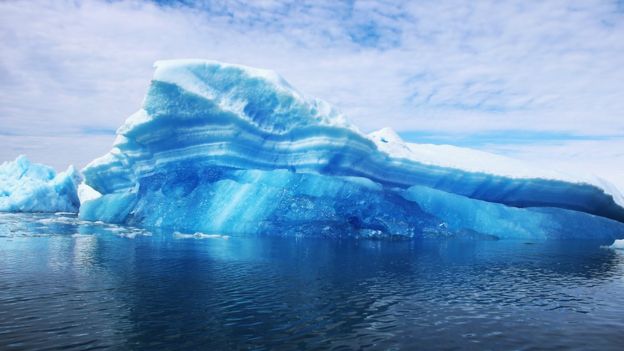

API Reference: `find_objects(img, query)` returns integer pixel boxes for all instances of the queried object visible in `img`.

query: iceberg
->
[0,155,81,213]
[79,59,624,240]
[610,239,624,250]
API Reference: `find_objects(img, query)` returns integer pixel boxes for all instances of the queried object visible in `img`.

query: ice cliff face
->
[0,156,81,213]
[79,59,624,239]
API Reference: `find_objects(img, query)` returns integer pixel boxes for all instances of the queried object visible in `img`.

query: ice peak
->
[149,59,352,133]
[153,59,295,95]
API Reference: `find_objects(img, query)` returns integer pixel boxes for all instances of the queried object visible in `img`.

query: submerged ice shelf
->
[74,59,624,240]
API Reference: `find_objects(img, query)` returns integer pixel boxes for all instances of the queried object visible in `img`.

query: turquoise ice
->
[76,60,624,240]
[0,156,80,213]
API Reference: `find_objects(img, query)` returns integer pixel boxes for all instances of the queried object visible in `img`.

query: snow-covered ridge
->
[368,127,624,208]
[369,127,563,180]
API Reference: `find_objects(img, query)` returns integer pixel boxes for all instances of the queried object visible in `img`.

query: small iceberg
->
[0,155,80,213]
[610,239,624,250]
[174,232,230,240]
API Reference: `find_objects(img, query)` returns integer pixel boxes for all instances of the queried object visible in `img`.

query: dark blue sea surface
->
[1,213,623,350]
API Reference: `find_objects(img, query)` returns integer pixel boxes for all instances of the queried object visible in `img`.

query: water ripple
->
[1,213,624,349]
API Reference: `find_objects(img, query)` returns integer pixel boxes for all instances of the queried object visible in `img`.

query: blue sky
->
[0,0,623,187]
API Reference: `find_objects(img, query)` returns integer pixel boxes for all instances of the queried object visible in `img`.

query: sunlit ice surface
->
[1,213,624,350]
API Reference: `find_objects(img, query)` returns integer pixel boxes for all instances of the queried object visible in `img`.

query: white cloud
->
[0,0,622,189]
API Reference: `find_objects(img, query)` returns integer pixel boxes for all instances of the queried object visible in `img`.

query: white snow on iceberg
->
[78,59,624,240]
[0,155,81,213]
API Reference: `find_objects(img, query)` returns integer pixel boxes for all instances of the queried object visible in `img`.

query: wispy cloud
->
[0,0,622,188]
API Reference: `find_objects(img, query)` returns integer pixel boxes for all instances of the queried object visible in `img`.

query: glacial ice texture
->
[80,60,624,240]
[0,156,80,213]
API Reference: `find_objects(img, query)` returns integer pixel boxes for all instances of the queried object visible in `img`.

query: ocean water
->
[1,213,623,350]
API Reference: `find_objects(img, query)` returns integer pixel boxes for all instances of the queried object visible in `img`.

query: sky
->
[0,0,623,189]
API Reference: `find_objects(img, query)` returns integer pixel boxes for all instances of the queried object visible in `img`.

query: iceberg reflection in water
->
[1,213,624,350]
